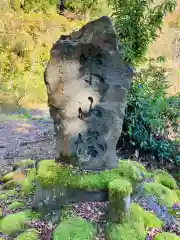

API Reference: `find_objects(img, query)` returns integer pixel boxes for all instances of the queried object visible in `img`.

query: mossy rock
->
[0,193,8,200]
[117,160,143,184]
[14,160,35,169]
[20,168,37,195]
[0,208,2,218]
[108,179,132,197]
[0,190,16,200]
[130,203,163,228]
[108,179,132,223]
[106,202,163,240]
[2,172,14,183]
[129,161,146,172]
[174,189,180,200]
[154,170,178,190]
[154,232,180,240]
[143,182,178,207]
[15,229,39,240]
[7,201,25,210]
[36,160,143,191]
[143,211,163,228]
[106,221,146,240]
[2,180,20,190]
[53,216,96,240]
[0,211,31,236]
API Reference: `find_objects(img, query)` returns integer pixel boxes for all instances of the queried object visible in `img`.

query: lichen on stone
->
[154,232,180,240]
[53,216,96,240]
[154,170,178,190]
[15,229,39,240]
[143,182,178,207]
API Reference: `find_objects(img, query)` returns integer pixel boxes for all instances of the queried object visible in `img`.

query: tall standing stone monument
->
[44,16,133,170]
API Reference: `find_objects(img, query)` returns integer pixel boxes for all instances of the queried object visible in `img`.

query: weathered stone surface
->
[32,184,108,211]
[44,16,133,170]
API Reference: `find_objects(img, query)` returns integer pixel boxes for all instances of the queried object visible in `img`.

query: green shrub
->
[15,229,39,240]
[121,58,180,164]
[53,216,96,240]
[154,232,180,240]
[110,0,177,65]
[65,0,112,19]
[143,182,178,207]
[0,211,31,235]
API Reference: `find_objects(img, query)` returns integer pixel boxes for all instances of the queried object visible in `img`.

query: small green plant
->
[53,216,96,240]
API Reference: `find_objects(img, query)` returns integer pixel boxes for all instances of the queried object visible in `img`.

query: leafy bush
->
[65,0,112,18]
[121,57,180,164]
[110,0,177,66]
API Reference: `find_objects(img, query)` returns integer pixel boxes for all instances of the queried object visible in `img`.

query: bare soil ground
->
[0,107,56,169]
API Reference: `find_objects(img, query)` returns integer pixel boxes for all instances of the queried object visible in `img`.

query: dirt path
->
[0,108,56,168]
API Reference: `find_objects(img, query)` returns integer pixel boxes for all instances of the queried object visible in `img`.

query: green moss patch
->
[0,190,16,201]
[154,170,178,190]
[15,229,39,240]
[117,160,143,183]
[2,172,14,183]
[36,160,144,190]
[0,211,31,235]
[7,201,25,210]
[106,202,163,240]
[14,160,35,169]
[53,216,96,240]
[129,161,146,172]
[108,179,132,197]
[143,182,178,207]
[20,169,36,195]
[154,232,180,240]
[2,180,21,190]
[174,189,180,201]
